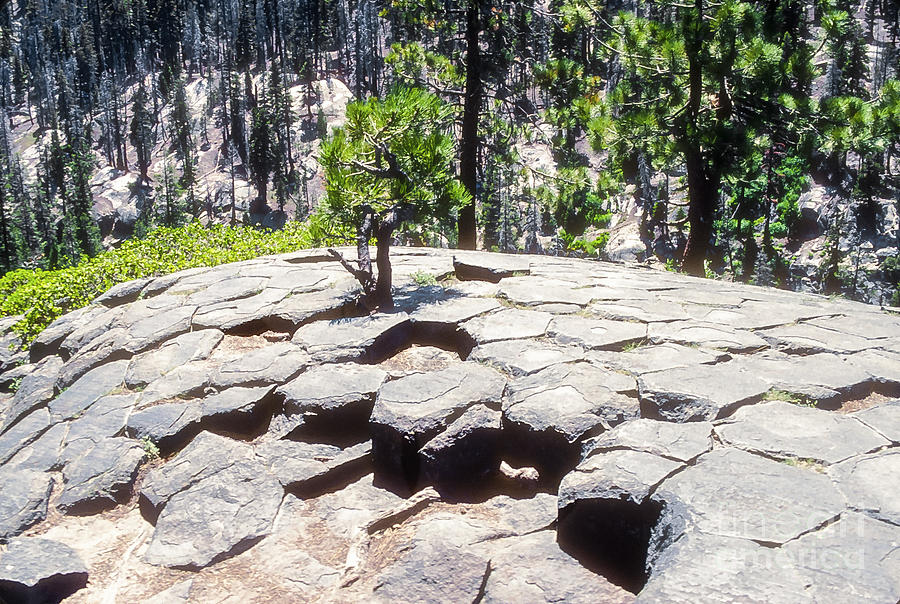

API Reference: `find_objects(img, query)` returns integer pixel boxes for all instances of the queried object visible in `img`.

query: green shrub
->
[140,436,161,460]
[411,270,438,286]
[769,220,789,239]
[0,220,339,344]
[559,229,610,256]
[585,209,613,229]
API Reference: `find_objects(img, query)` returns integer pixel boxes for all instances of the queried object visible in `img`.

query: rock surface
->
[1,247,899,602]
[0,537,89,602]
[57,437,146,514]
[0,468,54,541]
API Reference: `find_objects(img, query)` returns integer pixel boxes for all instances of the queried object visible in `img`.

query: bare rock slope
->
[1,248,899,603]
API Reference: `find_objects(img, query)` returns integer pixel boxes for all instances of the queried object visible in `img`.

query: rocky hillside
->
[7,75,353,241]
[0,250,898,602]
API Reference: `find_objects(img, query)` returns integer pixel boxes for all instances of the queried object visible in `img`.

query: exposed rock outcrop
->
[1,247,899,602]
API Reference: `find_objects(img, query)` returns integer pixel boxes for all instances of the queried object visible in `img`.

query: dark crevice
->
[773,512,842,547]
[453,259,527,283]
[139,423,204,459]
[471,559,492,604]
[353,319,476,365]
[371,428,422,497]
[58,348,134,389]
[134,391,280,458]
[410,322,476,360]
[283,401,374,448]
[371,413,543,502]
[749,538,782,548]
[0,572,89,604]
[638,396,664,421]
[424,441,503,502]
[204,390,281,443]
[284,452,373,499]
[844,505,900,528]
[497,420,587,491]
[179,533,269,571]
[358,319,415,364]
[222,318,289,337]
[809,380,900,412]
[283,253,337,264]
[713,394,766,420]
[557,497,664,594]
[221,297,364,337]
[138,493,162,525]
[365,493,439,535]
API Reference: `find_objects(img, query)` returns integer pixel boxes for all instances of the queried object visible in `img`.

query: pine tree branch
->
[348,145,412,184]
[327,248,370,284]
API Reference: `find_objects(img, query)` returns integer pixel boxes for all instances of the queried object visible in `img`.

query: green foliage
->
[0,221,334,344]
[536,167,610,235]
[318,87,470,230]
[249,102,275,206]
[411,270,439,286]
[819,96,882,158]
[883,255,900,307]
[773,158,806,235]
[559,228,609,256]
[621,340,647,352]
[385,42,463,90]
[764,388,814,406]
[140,436,160,460]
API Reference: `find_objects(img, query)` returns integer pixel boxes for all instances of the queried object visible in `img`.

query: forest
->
[0,0,898,306]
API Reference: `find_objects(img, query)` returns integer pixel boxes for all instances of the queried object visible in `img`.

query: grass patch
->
[763,389,816,407]
[782,457,826,473]
[0,220,339,344]
[621,339,648,353]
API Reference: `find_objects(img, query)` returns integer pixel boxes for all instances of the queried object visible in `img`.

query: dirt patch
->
[208,332,287,361]
[27,504,187,603]
[836,390,894,414]
[378,346,459,374]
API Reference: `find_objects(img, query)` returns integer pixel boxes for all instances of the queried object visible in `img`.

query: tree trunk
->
[374,226,394,309]
[357,206,375,294]
[251,180,267,215]
[681,145,718,276]
[0,185,11,270]
[457,0,480,250]
[680,0,716,276]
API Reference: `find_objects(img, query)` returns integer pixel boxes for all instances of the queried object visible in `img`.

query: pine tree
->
[319,88,470,308]
[0,174,18,271]
[248,99,274,215]
[65,132,102,259]
[585,0,819,275]
[130,83,155,183]
[171,76,198,216]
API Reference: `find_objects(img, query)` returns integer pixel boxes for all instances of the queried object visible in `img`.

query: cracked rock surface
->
[1,247,899,602]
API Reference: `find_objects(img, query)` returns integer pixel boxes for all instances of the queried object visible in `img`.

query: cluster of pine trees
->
[0,0,898,296]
